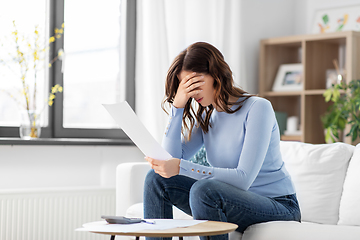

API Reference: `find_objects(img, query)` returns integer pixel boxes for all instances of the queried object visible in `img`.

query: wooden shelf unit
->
[259,31,360,144]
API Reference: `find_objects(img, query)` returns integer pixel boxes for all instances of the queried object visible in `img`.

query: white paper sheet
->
[103,102,172,160]
[77,219,207,233]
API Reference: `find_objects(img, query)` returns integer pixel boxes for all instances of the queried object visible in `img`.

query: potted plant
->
[322,79,360,143]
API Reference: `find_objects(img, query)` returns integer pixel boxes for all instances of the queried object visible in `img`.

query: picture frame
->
[272,63,303,92]
[312,5,360,34]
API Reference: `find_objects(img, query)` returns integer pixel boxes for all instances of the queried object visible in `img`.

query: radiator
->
[0,187,115,240]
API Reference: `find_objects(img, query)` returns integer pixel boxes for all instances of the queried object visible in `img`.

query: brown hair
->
[162,42,252,140]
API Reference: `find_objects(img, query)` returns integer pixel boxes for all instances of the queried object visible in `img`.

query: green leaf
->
[323,89,333,102]
[331,89,340,102]
[332,128,339,139]
[338,117,347,130]
[347,124,357,139]
[352,127,358,142]
[325,128,334,143]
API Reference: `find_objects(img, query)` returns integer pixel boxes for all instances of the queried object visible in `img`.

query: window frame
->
[0,0,136,141]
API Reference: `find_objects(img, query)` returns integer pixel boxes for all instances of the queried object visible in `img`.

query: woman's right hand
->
[173,72,205,108]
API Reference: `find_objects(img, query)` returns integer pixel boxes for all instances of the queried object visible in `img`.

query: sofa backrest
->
[279,141,354,225]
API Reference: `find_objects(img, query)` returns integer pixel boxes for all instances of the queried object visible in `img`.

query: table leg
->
[136,237,140,240]
[110,235,115,240]
[179,237,183,240]
[206,236,210,240]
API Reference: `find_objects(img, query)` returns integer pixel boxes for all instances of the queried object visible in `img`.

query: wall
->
[0,144,145,240]
[0,144,144,189]
[240,0,299,94]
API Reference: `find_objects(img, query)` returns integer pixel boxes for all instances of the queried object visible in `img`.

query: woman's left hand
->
[145,157,180,178]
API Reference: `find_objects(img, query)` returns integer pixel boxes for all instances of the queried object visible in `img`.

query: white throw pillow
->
[280,141,354,224]
[338,143,360,226]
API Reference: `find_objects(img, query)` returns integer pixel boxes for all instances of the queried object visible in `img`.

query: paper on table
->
[103,102,172,160]
[77,219,207,233]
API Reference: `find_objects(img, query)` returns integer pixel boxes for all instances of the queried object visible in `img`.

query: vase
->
[19,110,41,139]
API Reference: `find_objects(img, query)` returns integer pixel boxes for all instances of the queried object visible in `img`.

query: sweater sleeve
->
[178,99,276,189]
[161,105,204,160]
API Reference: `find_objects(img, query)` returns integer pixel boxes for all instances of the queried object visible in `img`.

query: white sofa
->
[116,141,360,240]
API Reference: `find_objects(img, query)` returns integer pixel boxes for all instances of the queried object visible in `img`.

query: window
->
[0,0,136,140]
[63,0,122,129]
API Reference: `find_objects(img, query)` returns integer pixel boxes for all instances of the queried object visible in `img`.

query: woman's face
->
[178,70,215,108]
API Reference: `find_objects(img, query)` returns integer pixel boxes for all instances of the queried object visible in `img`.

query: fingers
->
[182,75,205,98]
[179,72,196,83]
[146,157,159,165]
[145,157,157,168]
[173,72,205,108]
[185,80,205,93]
[146,157,167,177]
[183,75,204,88]
[179,72,204,86]
[145,157,179,178]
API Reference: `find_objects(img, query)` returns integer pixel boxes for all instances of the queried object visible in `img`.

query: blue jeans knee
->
[189,179,226,220]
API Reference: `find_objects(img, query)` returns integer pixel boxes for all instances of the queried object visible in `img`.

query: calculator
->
[101,215,143,224]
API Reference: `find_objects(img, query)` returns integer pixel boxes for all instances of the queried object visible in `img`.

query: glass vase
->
[19,110,41,139]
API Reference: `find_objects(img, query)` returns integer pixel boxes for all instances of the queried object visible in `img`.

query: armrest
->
[116,162,151,216]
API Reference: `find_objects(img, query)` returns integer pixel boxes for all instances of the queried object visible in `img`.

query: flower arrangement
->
[0,21,64,138]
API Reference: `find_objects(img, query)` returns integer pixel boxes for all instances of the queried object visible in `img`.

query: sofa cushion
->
[338,143,360,226]
[242,221,360,240]
[280,141,354,224]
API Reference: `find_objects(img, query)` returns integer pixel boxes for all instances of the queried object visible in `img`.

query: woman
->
[144,42,301,240]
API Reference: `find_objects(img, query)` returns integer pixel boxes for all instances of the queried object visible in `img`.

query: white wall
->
[241,0,299,94]
[0,145,144,189]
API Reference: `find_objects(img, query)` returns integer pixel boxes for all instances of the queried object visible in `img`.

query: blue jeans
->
[144,170,301,240]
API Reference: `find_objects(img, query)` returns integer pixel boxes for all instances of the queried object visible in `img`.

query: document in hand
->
[103,101,172,160]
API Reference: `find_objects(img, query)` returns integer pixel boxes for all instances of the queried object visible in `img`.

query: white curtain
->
[136,0,244,143]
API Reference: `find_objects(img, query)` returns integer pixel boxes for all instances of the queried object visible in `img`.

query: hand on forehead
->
[178,70,204,82]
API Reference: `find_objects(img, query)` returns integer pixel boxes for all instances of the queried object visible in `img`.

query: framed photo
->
[312,5,360,34]
[272,64,303,92]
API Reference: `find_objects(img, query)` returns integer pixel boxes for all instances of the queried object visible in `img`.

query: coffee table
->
[90,220,238,240]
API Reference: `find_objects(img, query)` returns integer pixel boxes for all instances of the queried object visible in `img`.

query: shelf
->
[264,89,330,96]
[265,89,346,97]
[266,95,301,121]
[262,31,360,46]
[281,135,302,142]
[264,91,302,97]
[259,31,360,144]
[304,89,326,95]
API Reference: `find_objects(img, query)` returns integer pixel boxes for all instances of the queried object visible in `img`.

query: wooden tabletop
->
[92,221,238,237]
